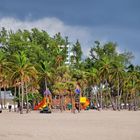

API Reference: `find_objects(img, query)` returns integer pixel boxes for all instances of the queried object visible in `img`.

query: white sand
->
[0,110,140,140]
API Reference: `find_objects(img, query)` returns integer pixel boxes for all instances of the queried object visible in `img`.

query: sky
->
[0,0,140,64]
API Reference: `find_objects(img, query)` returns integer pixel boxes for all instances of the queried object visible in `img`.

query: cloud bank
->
[0,17,93,56]
[0,17,91,42]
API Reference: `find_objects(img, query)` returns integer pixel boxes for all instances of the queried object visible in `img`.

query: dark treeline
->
[0,27,140,113]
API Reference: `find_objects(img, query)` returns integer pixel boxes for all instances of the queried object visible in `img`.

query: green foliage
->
[70,40,83,68]
[1,28,140,110]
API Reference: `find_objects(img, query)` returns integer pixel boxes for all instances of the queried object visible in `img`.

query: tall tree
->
[70,40,82,68]
[9,51,37,114]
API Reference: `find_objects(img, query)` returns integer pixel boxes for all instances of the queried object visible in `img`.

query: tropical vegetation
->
[0,27,140,113]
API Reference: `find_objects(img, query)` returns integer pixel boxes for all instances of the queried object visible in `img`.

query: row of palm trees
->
[0,28,140,114]
[84,42,140,111]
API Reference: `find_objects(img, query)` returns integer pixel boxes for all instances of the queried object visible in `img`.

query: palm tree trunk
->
[45,78,47,90]
[104,94,107,109]
[78,92,81,113]
[72,95,75,113]
[60,95,63,112]
[14,86,16,112]
[31,87,35,109]
[70,92,73,112]
[4,87,6,109]
[128,100,132,111]
[124,92,129,109]
[25,83,29,113]
[100,90,103,109]
[108,92,116,110]
[59,93,62,112]
[50,94,52,110]
[117,78,120,111]
[133,94,137,111]
[20,79,24,114]
[95,93,100,111]
[0,86,3,109]
[61,94,65,112]
[18,84,21,112]
[70,92,75,113]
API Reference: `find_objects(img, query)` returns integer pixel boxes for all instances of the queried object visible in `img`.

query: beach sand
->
[0,110,140,140]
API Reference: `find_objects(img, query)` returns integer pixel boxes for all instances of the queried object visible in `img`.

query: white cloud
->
[0,17,93,57]
[0,17,90,41]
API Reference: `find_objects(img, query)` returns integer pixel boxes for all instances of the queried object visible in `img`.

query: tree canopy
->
[0,27,139,112]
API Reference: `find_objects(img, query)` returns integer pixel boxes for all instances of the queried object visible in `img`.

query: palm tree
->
[98,56,112,109]
[111,63,125,110]
[126,65,140,110]
[9,51,37,114]
[70,40,82,69]
[37,61,52,91]
[52,66,72,112]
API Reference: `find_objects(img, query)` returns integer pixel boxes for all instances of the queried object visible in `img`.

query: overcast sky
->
[0,0,140,64]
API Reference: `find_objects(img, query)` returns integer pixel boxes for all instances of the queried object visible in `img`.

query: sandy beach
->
[0,110,140,140]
